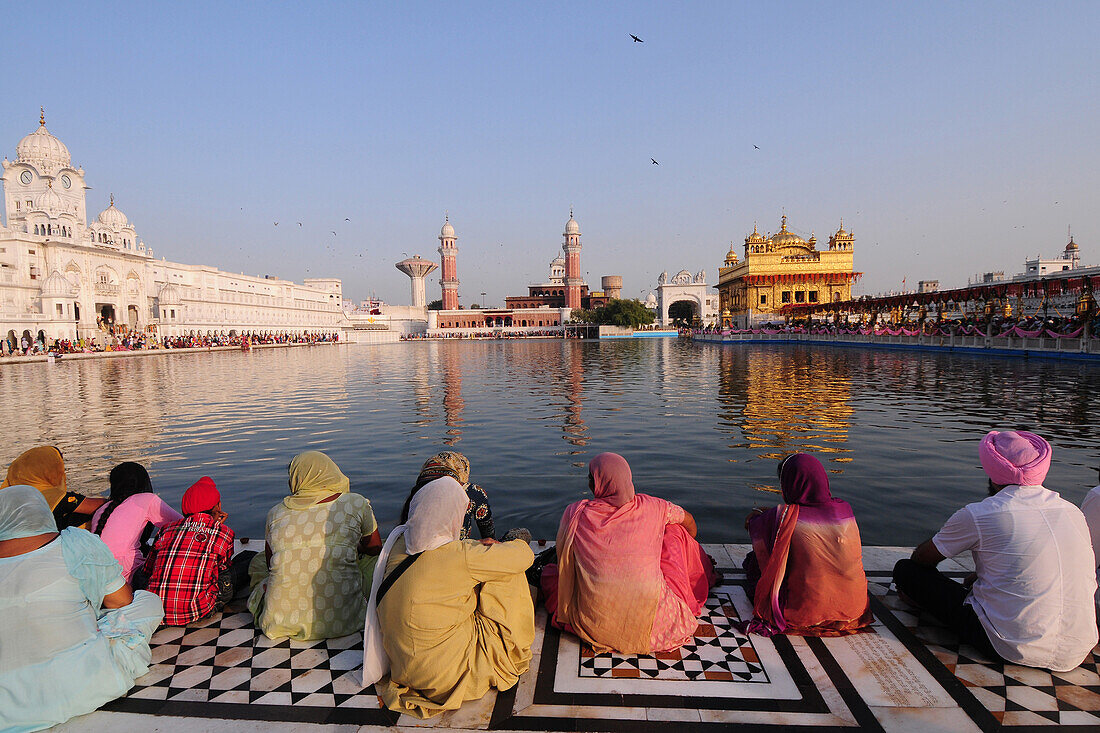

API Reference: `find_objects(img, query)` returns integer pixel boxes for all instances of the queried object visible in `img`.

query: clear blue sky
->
[2,2,1097,303]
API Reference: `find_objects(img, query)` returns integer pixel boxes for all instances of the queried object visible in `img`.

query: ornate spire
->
[444,210,448,222]
[40,107,45,126]
[780,214,788,231]
[110,193,114,205]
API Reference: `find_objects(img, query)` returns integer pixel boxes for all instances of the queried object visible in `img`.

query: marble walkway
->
[52,544,1100,732]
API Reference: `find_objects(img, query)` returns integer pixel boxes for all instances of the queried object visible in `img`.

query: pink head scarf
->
[979,430,1052,487]
[589,452,635,507]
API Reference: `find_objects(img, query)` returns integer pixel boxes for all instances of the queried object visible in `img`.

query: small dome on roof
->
[97,195,129,228]
[157,282,182,305]
[40,269,75,298]
[32,183,64,215]
[746,222,766,244]
[1065,235,1078,251]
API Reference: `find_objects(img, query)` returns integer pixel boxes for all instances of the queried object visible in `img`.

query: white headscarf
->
[361,477,469,686]
[0,484,57,541]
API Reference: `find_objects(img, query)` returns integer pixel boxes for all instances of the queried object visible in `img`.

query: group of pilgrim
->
[1,430,1098,731]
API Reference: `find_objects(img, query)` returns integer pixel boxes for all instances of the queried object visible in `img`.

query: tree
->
[470,303,481,309]
[427,299,443,310]
[571,308,597,323]
[593,299,655,328]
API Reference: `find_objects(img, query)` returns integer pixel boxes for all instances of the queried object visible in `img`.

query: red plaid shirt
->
[145,513,234,625]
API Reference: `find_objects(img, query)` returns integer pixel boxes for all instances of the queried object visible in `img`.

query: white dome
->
[98,198,129,228]
[564,215,580,236]
[40,269,75,298]
[440,217,455,239]
[157,283,182,305]
[32,184,64,215]
[17,116,71,169]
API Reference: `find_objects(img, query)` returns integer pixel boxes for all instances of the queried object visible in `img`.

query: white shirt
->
[933,485,1098,671]
[1082,485,1100,613]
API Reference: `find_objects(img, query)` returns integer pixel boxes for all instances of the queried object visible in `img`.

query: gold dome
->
[724,242,739,265]
[745,222,766,244]
[768,215,807,247]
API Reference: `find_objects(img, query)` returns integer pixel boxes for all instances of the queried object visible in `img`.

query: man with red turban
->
[894,430,1097,671]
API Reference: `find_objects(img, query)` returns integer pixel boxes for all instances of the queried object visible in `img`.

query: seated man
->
[894,430,1097,672]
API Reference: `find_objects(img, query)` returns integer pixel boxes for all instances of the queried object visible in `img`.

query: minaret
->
[563,208,582,310]
[438,214,459,310]
[395,255,438,308]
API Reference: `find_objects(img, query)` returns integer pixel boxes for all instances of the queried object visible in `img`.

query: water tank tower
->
[601,275,623,299]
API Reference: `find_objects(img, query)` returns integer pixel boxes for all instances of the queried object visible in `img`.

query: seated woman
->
[742,453,873,637]
[541,452,718,654]
[2,446,106,528]
[400,451,496,539]
[248,451,381,640]
[365,476,534,719]
[0,485,163,732]
[91,462,183,584]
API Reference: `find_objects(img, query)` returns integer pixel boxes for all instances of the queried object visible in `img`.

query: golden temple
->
[716,216,860,326]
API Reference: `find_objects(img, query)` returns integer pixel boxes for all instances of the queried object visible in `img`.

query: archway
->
[127,305,139,329]
[667,299,699,326]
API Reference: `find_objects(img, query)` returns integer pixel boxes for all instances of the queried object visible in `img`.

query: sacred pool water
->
[3,339,1097,545]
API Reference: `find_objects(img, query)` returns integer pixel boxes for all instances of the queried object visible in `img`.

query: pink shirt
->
[91,493,183,581]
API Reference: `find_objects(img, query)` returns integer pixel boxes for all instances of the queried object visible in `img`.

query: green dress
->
[249,492,378,640]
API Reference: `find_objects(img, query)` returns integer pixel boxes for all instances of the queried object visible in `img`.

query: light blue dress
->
[0,527,164,732]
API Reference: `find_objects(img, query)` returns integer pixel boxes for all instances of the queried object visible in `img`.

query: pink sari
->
[745,454,873,637]
[543,453,715,653]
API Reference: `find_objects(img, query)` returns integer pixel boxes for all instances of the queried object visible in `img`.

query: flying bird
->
[651,158,659,165]
[273,222,278,226]
[331,231,337,236]
[753,145,760,150]
[297,222,302,226]
[630,34,644,43]
[345,218,350,221]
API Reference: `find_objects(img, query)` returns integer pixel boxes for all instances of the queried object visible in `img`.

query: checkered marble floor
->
[94,546,1100,731]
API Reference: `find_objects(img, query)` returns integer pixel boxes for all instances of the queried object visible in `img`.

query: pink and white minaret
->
[563,209,582,311]
[438,215,459,310]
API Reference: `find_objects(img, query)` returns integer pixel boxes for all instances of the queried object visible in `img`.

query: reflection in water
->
[561,341,588,448]
[440,344,465,445]
[717,348,853,466]
[2,341,1097,545]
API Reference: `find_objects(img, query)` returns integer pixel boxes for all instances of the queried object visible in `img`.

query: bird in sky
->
[331,231,337,236]
[651,158,659,165]
[630,34,644,43]
[297,222,302,227]
[345,218,350,221]
[754,145,760,150]
[273,222,278,226]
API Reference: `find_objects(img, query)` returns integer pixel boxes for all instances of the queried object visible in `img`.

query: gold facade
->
[716,216,858,324]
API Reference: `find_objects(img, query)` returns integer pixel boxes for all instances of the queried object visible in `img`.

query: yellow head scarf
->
[1,446,68,509]
[284,451,350,510]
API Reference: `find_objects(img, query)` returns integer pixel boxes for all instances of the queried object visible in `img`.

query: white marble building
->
[654,269,719,326]
[0,113,342,345]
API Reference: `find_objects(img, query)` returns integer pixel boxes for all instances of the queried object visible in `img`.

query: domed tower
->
[744,222,766,256]
[438,215,459,310]
[4,109,89,230]
[563,209,582,310]
[1064,231,1080,268]
[828,220,854,251]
